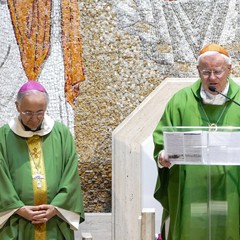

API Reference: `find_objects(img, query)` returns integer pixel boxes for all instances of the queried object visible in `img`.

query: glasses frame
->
[199,68,227,77]
[21,110,45,117]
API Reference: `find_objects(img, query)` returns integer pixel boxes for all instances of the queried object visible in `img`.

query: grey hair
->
[16,90,49,104]
[197,51,231,66]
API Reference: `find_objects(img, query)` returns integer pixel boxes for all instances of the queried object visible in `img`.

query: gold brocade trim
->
[27,135,47,240]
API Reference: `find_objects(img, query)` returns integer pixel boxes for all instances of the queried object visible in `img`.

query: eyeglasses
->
[199,69,227,77]
[21,110,45,117]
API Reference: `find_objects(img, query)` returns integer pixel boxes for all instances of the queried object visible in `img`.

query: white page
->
[164,131,240,165]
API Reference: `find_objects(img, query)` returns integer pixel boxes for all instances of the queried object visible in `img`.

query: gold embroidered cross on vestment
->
[26,136,45,188]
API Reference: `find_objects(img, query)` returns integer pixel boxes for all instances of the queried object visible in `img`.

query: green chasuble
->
[0,120,84,239]
[153,78,240,240]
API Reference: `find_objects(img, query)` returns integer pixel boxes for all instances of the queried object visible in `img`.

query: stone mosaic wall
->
[1,0,240,213]
[76,0,240,212]
[75,1,162,212]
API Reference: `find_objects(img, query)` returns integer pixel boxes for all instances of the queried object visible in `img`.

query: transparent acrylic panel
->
[163,126,240,165]
[162,126,240,240]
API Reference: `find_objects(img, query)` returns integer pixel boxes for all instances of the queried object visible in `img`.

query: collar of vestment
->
[191,77,240,104]
[200,82,229,105]
[8,114,54,138]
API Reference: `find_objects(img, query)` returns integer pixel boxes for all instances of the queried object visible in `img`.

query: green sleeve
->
[49,123,85,223]
[0,125,24,212]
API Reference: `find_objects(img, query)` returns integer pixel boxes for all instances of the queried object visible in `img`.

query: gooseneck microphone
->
[208,86,240,107]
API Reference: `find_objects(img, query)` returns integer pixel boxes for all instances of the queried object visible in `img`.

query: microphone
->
[208,86,240,107]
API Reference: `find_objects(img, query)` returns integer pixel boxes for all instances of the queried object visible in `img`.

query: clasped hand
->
[16,205,58,224]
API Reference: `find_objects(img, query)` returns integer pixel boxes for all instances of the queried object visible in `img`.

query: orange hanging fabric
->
[62,0,85,106]
[7,0,85,106]
[7,0,51,81]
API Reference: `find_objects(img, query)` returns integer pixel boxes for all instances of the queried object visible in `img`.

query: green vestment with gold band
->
[153,78,240,240]
[0,120,84,239]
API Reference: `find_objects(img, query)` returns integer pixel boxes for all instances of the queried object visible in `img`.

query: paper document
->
[164,131,240,165]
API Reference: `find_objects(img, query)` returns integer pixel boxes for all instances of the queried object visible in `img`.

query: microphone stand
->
[208,86,240,107]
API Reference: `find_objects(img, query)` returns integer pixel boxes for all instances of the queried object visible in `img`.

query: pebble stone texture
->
[76,0,240,212]
[2,0,240,213]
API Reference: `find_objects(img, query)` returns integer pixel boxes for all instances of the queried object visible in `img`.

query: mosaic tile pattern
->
[1,0,240,213]
[77,0,240,212]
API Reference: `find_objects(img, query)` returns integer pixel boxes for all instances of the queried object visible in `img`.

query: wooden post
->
[141,208,155,240]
